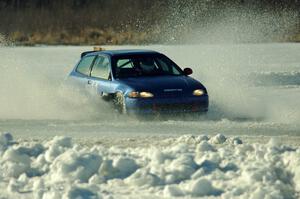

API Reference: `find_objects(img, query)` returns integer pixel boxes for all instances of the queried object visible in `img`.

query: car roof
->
[85,49,161,57]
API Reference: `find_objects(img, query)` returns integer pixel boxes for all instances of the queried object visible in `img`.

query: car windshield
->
[113,54,183,78]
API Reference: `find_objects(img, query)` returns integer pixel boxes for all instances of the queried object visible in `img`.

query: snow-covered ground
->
[0,44,300,198]
[1,132,300,199]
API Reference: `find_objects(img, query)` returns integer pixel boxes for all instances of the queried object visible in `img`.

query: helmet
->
[140,58,156,72]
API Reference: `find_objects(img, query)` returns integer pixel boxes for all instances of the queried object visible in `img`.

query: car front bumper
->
[125,95,209,114]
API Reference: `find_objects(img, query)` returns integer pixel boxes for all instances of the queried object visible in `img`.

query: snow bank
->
[0,132,299,198]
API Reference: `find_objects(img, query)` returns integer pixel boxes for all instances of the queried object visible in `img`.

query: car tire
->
[114,92,127,114]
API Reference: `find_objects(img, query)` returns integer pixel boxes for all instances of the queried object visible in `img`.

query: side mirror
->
[183,68,193,76]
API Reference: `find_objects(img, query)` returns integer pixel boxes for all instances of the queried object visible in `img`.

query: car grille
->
[142,103,206,112]
[158,89,185,98]
[154,103,193,111]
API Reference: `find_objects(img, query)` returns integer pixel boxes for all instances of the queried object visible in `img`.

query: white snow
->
[0,132,299,198]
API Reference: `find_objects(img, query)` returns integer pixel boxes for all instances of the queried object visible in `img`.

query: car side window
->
[91,56,110,79]
[117,59,134,68]
[157,57,181,75]
[76,56,96,76]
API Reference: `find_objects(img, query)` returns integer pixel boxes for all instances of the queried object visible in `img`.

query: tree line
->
[0,0,299,44]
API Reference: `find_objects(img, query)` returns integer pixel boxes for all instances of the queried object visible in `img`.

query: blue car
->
[68,48,208,115]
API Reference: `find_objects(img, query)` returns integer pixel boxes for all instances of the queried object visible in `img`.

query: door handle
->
[87,80,92,84]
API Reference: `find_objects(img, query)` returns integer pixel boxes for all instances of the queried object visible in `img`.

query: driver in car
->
[138,58,157,74]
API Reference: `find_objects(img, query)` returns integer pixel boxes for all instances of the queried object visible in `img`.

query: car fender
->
[113,83,133,97]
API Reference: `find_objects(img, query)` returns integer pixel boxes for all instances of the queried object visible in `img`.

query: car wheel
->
[114,92,127,114]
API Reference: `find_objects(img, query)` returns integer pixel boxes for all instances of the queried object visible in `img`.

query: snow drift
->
[0,132,299,199]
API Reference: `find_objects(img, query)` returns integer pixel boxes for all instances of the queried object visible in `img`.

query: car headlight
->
[193,89,205,96]
[128,91,154,98]
[140,92,154,98]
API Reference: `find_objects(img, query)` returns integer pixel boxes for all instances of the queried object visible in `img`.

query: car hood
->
[117,75,206,97]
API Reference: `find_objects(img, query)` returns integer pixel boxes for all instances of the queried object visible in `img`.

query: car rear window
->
[76,56,96,76]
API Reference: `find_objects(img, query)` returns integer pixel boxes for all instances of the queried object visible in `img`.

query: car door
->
[89,55,112,97]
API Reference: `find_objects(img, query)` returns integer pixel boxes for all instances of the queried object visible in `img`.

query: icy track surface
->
[1,132,300,199]
[1,44,300,143]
